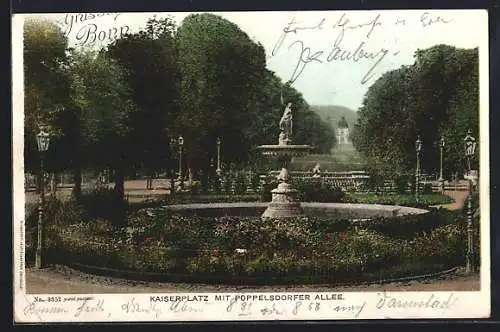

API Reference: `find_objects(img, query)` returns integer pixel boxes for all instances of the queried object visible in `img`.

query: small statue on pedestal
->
[279,102,293,145]
[312,163,321,178]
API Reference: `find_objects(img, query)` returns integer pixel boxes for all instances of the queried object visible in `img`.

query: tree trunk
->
[72,168,82,200]
[114,167,125,201]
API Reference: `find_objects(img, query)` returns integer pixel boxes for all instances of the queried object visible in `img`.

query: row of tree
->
[351,44,479,181]
[24,14,337,200]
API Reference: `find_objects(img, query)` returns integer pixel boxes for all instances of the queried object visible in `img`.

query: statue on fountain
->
[279,102,293,145]
[312,163,321,178]
[256,100,311,218]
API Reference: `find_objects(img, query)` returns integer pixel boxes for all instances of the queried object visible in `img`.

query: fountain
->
[256,102,312,218]
[159,102,428,220]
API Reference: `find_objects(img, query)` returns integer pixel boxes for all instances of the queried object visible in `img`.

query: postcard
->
[12,9,490,322]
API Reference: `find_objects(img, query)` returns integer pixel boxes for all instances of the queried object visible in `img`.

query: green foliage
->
[79,188,129,225]
[161,194,261,205]
[352,45,479,179]
[64,48,136,168]
[298,182,345,202]
[23,19,71,172]
[260,181,345,203]
[49,209,474,283]
[343,192,454,207]
[106,17,179,174]
[175,13,267,171]
[25,14,336,181]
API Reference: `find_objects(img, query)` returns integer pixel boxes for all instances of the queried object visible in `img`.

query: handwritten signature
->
[271,11,452,85]
[23,302,68,321]
[376,292,458,309]
[121,297,162,318]
[74,298,105,318]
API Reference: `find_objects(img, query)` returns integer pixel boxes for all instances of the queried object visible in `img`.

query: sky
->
[22,10,487,110]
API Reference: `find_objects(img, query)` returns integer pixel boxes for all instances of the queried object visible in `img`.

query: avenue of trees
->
[351,44,479,182]
[24,14,336,200]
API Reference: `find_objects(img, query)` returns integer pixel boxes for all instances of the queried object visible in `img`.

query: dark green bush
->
[423,183,434,195]
[261,180,345,203]
[343,192,454,207]
[79,188,128,226]
[51,207,474,283]
[163,193,260,205]
[233,171,247,195]
[395,173,412,194]
[298,182,345,202]
[261,181,277,202]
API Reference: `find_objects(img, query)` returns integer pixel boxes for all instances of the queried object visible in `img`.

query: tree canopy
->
[351,45,479,179]
[23,13,340,189]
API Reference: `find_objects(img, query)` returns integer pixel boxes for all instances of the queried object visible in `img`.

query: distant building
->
[336,116,350,145]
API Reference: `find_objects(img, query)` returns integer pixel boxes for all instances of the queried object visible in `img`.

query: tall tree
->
[351,45,479,179]
[107,17,179,178]
[65,47,137,201]
[175,13,267,173]
[23,18,70,176]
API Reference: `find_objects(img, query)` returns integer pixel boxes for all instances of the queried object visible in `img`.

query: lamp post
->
[177,135,184,189]
[438,136,445,191]
[169,138,177,197]
[464,129,476,177]
[216,137,222,177]
[36,129,51,269]
[415,136,422,203]
[464,129,477,274]
[209,157,215,193]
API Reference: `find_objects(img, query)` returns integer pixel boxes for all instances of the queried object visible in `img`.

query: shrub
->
[261,180,345,203]
[261,181,277,202]
[51,207,474,283]
[189,181,201,195]
[358,209,458,238]
[162,194,260,205]
[422,183,434,195]
[79,188,128,226]
[394,173,412,194]
[233,171,248,195]
[343,193,454,207]
[298,182,345,202]
[25,196,85,262]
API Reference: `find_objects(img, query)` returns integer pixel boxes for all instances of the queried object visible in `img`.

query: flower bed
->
[44,206,478,284]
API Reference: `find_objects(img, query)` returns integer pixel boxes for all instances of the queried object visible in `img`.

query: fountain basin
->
[159,202,428,219]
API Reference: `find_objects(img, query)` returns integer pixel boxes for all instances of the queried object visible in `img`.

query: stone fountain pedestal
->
[257,144,311,218]
[262,181,304,218]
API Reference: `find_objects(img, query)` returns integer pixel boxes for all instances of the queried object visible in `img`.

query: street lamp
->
[177,135,184,189]
[415,136,422,203]
[464,129,477,177]
[464,129,477,274]
[216,137,222,177]
[169,138,177,197]
[438,136,445,191]
[36,128,51,269]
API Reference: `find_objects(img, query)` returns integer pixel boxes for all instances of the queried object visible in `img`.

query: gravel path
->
[26,265,480,294]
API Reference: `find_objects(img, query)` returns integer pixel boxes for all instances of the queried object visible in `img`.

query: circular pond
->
[159,202,428,219]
